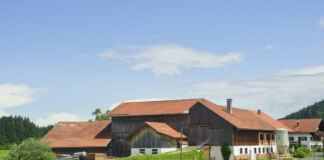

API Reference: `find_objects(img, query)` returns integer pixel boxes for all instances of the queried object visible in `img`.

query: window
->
[272,135,275,140]
[263,148,265,153]
[266,134,270,140]
[271,147,273,153]
[289,137,294,141]
[245,148,248,154]
[139,149,145,154]
[299,137,307,141]
[254,148,256,154]
[152,149,158,154]
[260,134,264,140]
[240,148,243,154]
[258,148,261,153]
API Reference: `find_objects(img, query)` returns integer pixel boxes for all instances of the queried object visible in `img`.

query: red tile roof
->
[108,99,199,116]
[145,122,187,139]
[109,98,292,131]
[278,119,322,133]
[41,121,112,148]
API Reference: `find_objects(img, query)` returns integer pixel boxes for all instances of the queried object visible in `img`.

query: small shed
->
[126,122,188,155]
[41,121,113,156]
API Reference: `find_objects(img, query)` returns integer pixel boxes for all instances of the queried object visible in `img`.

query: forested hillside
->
[0,116,53,145]
[282,100,324,120]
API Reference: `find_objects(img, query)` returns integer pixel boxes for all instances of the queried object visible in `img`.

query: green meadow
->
[0,150,9,160]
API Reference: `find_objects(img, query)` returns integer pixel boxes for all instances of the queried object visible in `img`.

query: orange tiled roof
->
[278,119,322,133]
[199,99,293,132]
[145,122,187,138]
[109,98,292,131]
[108,99,200,116]
[41,121,112,148]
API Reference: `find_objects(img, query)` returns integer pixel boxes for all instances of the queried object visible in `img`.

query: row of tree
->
[282,99,324,119]
[0,116,53,145]
[0,108,110,146]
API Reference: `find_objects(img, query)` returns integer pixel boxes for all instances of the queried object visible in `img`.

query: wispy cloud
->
[99,44,243,77]
[0,84,41,109]
[188,66,324,118]
[320,17,324,28]
[35,112,81,126]
[265,44,275,50]
[280,65,324,76]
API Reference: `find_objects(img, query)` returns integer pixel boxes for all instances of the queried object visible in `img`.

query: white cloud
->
[0,84,41,109]
[280,65,324,76]
[320,17,324,28]
[188,73,324,119]
[100,44,243,76]
[0,110,9,117]
[35,112,81,126]
[109,98,169,110]
[265,45,275,50]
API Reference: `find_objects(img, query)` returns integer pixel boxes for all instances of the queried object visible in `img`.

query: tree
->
[221,143,232,160]
[4,138,56,160]
[91,108,111,121]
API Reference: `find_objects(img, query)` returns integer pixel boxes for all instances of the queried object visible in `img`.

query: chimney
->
[227,99,232,114]
[257,110,261,115]
[297,121,300,127]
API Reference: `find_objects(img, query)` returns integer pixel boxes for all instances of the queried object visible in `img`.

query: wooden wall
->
[234,130,275,146]
[129,125,177,148]
[52,147,106,155]
[189,102,234,146]
[110,114,189,157]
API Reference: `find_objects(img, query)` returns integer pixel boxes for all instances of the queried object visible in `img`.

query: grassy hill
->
[281,100,324,120]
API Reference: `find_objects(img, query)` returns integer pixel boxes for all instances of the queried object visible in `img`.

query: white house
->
[279,119,324,150]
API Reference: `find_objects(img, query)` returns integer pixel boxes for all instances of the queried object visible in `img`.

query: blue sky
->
[1,0,324,126]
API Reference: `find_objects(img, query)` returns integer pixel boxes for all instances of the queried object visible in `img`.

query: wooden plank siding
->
[110,114,190,156]
[189,102,234,146]
[52,147,106,154]
[234,130,275,146]
[129,125,177,148]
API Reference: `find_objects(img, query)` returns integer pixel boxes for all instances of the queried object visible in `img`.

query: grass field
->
[0,150,9,160]
[118,150,204,160]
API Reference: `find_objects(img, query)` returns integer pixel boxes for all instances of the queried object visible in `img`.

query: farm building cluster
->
[41,98,324,160]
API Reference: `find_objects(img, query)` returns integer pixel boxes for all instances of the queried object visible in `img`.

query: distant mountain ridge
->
[281,100,324,120]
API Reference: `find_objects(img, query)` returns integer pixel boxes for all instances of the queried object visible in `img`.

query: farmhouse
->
[107,98,291,160]
[41,121,113,156]
[278,118,324,150]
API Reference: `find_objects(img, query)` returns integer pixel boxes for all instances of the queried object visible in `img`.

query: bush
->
[301,146,310,154]
[4,138,56,160]
[318,147,323,152]
[221,143,232,160]
[293,147,307,158]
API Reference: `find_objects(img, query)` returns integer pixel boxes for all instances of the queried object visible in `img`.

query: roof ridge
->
[121,98,205,104]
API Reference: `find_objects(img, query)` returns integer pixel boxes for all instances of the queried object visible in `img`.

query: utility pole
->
[180,127,183,160]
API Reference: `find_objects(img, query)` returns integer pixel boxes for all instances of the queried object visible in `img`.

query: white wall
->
[233,145,277,160]
[131,148,177,155]
[288,133,313,150]
[210,146,234,160]
[210,145,276,160]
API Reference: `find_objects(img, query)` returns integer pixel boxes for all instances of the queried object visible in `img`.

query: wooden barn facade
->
[107,98,291,160]
[126,122,188,155]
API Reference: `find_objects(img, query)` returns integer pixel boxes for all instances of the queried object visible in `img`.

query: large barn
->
[107,98,291,160]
